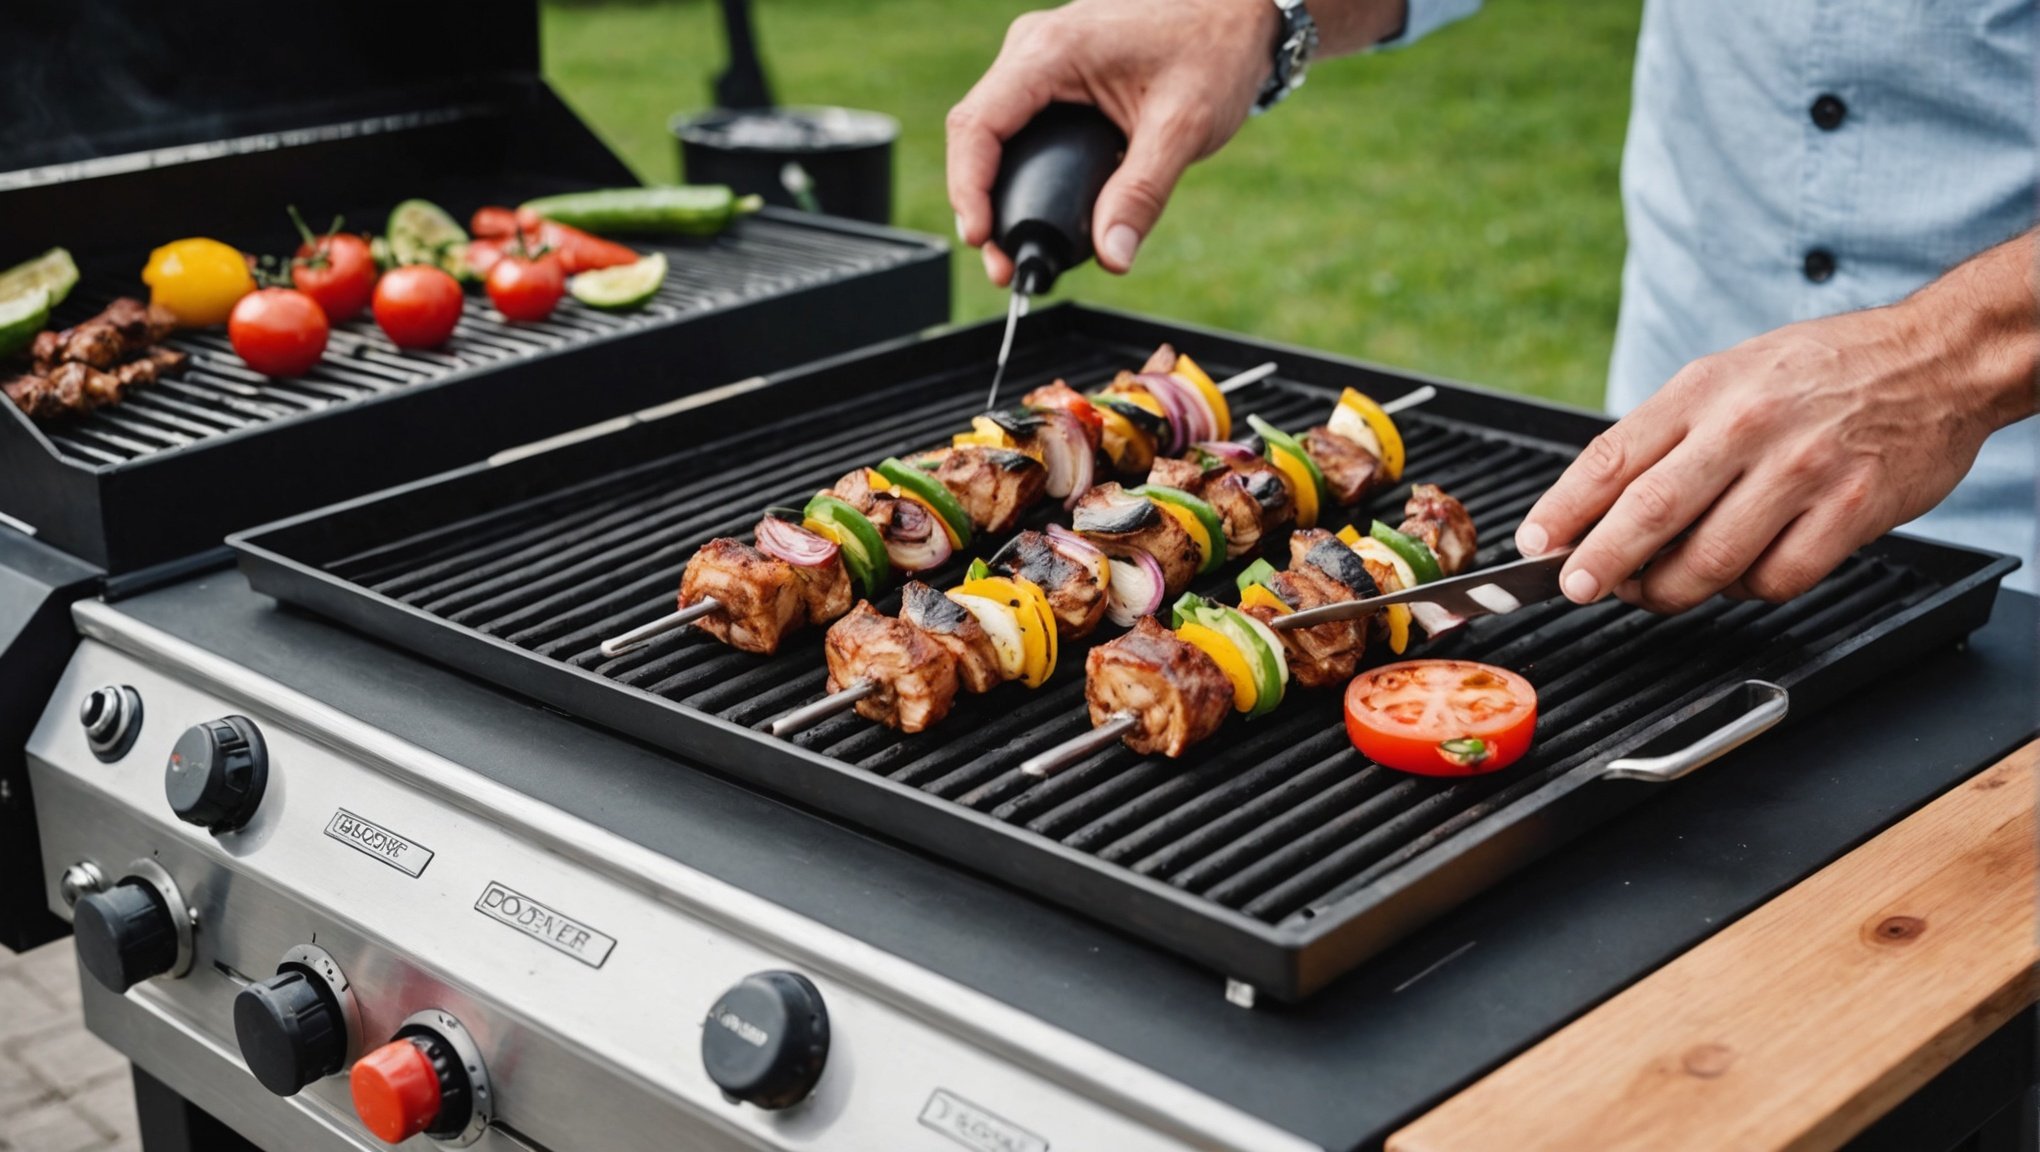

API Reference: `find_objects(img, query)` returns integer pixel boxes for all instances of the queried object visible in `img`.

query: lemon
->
[142,238,254,327]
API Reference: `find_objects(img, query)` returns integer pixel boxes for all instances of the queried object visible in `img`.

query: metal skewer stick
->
[1018,712,1138,778]
[598,597,722,658]
[1383,385,1435,414]
[1216,361,1278,394]
[767,679,876,737]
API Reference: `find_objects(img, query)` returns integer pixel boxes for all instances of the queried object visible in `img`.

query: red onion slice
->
[880,498,953,573]
[1032,410,1085,499]
[756,516,840,568]
[1193,440,1259,465]
[1105,551,1168,626]
[1044,524,1107,572]
[1166,372,1219,444]
[1132,373,1193,454]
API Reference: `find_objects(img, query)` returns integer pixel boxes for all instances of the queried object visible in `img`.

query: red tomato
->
[229,289,329,377]
[470,205,542,239]
[1344,660,1538,777]
[373,266,464,349]
[291,232,377,322]
[485,252,566,322]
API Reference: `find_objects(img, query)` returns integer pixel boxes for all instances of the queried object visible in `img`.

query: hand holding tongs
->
[1272,545,1578,632]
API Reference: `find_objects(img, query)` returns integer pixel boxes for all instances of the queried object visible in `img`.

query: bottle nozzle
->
[1010,239,1054,297]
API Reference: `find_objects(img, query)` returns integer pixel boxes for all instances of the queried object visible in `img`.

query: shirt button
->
[1803,248,1837,283]
[1810,94,1847,131]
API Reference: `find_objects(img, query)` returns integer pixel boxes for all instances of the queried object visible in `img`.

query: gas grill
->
[232,305,2016,1002]
[0,4,947,574]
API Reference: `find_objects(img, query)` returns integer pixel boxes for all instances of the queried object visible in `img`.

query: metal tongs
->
[1272,545,1578,632]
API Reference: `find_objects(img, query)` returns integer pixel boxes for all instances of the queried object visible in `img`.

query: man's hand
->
[946,0,1407,285]
[1517,233,2040,613]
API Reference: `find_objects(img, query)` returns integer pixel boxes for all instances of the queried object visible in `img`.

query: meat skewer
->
[7,299,184,422]
[770,391,1441,738]
[597,356,1286,658]
[1017,487,1475,777]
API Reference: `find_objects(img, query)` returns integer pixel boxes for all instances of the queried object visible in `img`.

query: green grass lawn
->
[542,0,1639,409]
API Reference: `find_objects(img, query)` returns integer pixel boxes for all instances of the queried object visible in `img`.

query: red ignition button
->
[350,1038,441,1144]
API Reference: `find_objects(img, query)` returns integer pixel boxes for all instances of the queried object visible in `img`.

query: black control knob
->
[236,968,348,1097]
[702,971,830,1109]
[72,880,179,993]
[166,716,268,833]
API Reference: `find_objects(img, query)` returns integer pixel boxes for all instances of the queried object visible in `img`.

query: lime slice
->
[386,199,469,272]
[0,248,79,308]
[0,287,53,360]
[569,252,666,311]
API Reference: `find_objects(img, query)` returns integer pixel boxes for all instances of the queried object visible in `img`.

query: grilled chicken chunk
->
[1140,343,1183,375]
[988,530,1109,637]
[678,538,804,655]
[900,581,1003,693]
[1151,455,1273,559]
[1300,425,1383,506]
[909,445,1047,535]
[824,601,961,733]
[1401,483,1476,575]
[1085,617,1232,757]
[47,362,121,410]
[756,517,854,626]
[1245,564,1367,688]
[829,467,880,514]
[114,346,188,389]
[1072,483,1201,595]
[3,374,57,419]
[1020,379,1092,420]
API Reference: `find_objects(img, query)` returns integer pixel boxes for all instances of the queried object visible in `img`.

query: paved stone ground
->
[0,941,139,1152]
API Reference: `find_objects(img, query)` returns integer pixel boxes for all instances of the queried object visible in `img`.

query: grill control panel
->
[26,632,1305,1152]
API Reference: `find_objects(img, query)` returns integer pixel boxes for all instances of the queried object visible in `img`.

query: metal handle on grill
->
[1600,680,1789,783]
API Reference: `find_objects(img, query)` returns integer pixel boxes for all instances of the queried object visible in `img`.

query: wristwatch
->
[1254,0,1320,113]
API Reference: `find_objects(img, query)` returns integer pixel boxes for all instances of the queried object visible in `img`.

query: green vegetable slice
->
[877,457,974,547]
[1207,603,1286,718]
[0,249,78,308]
[519,186,763,237]
[803,492,890,596]
[1247,414,1331,512]
[967,557,991,582]
[0,288,52,361]
[1133,484,1227,575]
[1235,558,1279,594]
[568,253,668,311]
[387,199,470,277]
[1370,521,1444,585]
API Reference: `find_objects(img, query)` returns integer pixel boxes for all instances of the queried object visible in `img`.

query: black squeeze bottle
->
[991,103,1128,295]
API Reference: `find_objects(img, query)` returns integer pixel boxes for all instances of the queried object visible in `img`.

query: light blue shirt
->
[1399,0,2037,590]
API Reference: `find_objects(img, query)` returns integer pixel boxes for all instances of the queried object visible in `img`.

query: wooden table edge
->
[1388,738,2040,1152]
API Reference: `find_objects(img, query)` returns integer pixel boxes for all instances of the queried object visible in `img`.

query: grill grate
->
[34,218,923,468]
[307,339,1939,939]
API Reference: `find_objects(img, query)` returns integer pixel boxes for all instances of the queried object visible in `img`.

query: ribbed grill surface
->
[320,345,1933,929]
[37,219,919,467]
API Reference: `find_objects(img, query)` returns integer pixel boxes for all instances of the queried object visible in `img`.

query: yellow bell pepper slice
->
[1014,575,1058,682]
[1148,499,1214,573]
[956,576,1050,687]
[1096,406,1153,474]
[1335,523,1362,547]
[1171,353,1231,439]
[1384,603,1412,656]
[1267,446,1319,529]
[1176,622,1257,712]
[1336,388,1405,481]
[1239,583,1292,616]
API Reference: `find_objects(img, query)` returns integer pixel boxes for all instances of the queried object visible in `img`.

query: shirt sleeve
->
[1378,0,1483,48]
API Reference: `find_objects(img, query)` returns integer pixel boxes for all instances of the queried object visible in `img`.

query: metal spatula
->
[1271,545,1578,631]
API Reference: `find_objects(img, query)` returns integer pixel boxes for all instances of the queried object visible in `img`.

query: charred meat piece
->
[1300,425,1383,506]
[1147,456,1202,492]
[1140,343,1183,375]
[114,346,189,390]
[4,374,58,419]
[988,530,1109,637]
[28,330,61,373]
[829,467,881,516]
[47,362,121,411]
[98,298,179,345]
[755,516,855,626]
[824,601,961,733]
[1021,378,1091,416]
[900,581,1004,693]
[1245,564,1368,688]
[60,323,126,370]
[1085,617,1232,757]
[1401,483,1477,575]
[911,445,1046,535]
[1153,455,1267,559]
[677,538,804,656]
[1289,528,1383,599]
[1072,483,1200,595]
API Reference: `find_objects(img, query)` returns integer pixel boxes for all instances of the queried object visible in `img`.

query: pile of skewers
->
[597,340,1466,757]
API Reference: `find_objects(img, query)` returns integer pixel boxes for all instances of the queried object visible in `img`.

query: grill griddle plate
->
[234,306,2016,1000]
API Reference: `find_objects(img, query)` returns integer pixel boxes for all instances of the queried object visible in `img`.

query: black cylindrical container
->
[672,105,898,224]
[991,103,1126,295]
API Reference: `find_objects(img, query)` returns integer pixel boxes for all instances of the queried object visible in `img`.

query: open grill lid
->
[0,2,951,575]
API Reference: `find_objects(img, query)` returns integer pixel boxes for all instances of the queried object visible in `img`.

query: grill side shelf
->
[232,311,2019,1000]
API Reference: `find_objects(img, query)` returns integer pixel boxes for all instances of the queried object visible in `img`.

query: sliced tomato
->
[1344,660,1537,777]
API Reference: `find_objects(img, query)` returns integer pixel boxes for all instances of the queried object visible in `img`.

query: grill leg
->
[133,1065,262,1152]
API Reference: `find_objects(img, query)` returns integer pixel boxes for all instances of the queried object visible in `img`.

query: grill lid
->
[0,0,540,177]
